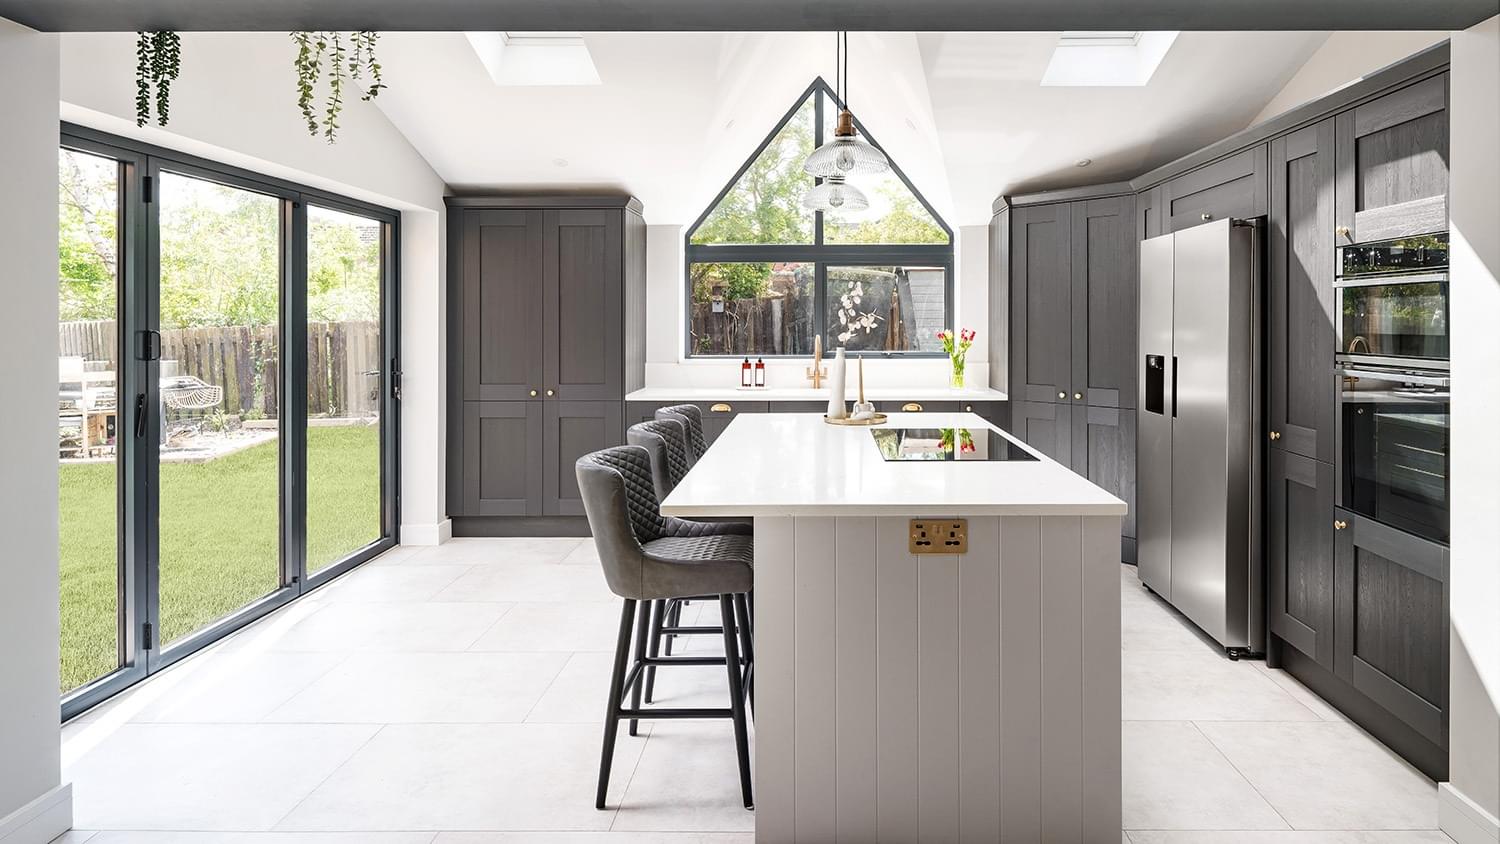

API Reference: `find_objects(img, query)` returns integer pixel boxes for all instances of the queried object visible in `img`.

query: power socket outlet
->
[909,519,968,554]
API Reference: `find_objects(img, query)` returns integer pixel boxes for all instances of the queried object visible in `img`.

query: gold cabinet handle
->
[1057,391,1066,399]
[902,402,923,412]
[964,405,973,412]
[1334,519,1348,531]
[546,389,555,397]
[1201,212,1212,221]
[710,403,732,413]
[1074,392,1083,400]
[1336,225,1352,240]
[1269,431,1281,441]
[529,389,538,397]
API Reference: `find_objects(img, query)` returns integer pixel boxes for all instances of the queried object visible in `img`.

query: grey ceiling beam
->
[2,0,1495,32]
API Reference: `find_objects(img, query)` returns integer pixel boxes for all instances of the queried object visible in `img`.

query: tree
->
[824,181,947,245]
[58,150,120,322]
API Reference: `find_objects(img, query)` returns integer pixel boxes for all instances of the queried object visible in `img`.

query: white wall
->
[0,18,71,844]
[58,32,452,543]
[1445,17,1500,844]
[1250,31,1449,126]
[641,225,992,390]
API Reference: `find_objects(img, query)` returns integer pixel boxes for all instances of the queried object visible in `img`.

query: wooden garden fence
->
[59,319,380,418]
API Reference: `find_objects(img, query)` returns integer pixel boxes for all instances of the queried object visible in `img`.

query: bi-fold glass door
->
[59,128,399,718]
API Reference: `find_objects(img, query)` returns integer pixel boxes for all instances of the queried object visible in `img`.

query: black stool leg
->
[644,599,664,704]
[733,592,754,716]
[596,598,636,810]
[628,596,650,737]
[719,594,754,809]
[663,599,682,655]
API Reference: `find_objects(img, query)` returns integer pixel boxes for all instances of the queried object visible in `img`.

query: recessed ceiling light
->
[1076,158,1092,167]
[905,118,918,131]
[724,119,735,130]
[552,158,569,167]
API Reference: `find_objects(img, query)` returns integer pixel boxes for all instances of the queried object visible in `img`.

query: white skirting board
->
[753,514,1121,842]
[1442,783,1500,844]
[0,784,72,844]
[400,518,452,546]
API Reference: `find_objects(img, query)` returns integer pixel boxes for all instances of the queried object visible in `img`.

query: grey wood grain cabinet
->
[1072,196,1137,409]
[1162,144,1268,232]
[1335,74,1449,244]
[1012,400,1136,562]
[1011,400,1072,466]
[1009,203,1073,404]
[448,196,645,525]
[1269,119,1338,464]
[1267,449,1336,670]
[1334,509,1449,746]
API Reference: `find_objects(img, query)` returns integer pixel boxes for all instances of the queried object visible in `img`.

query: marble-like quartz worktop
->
[624,385,1008,403]
[660,411,1125,518]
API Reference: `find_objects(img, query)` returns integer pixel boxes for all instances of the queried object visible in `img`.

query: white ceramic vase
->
[826,348,848,419]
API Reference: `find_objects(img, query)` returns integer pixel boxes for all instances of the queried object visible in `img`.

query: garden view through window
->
[687,79,952,357]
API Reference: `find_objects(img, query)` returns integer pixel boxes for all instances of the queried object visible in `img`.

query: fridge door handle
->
[1171,356,1178,418]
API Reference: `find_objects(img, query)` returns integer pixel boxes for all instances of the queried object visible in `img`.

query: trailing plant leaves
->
[289,30,385,143]
[135,31,181,127]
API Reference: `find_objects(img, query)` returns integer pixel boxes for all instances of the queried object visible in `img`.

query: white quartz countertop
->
[660,412,1126,518]
[625,385,1008,403]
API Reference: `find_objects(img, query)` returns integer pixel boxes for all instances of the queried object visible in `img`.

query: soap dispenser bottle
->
[741,357,752,388]
[754,357,766,387]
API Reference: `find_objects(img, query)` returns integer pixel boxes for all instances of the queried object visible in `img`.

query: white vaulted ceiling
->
[372,30,1333,225]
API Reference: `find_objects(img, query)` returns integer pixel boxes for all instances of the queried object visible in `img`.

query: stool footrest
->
[614,707,733,720]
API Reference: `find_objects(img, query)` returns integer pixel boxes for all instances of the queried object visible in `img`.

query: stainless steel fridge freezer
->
[1137,218,1264,656]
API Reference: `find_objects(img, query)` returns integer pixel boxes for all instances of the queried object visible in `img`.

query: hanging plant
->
[291,31,386,143]
[135,31,182,127]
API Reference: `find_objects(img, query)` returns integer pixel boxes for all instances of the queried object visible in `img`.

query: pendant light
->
[801,175,869,212]
[803,31,890,179]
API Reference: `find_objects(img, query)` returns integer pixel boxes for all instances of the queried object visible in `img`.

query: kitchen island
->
[661,412,1124,843]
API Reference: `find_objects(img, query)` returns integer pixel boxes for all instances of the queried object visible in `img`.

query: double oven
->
[1336,233,1450,544]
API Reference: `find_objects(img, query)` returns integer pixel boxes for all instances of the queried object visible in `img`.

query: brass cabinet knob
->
[1334,519,1348,531]
[1269,431,1281,441]
[902,402,923,412]
[710,403,732,413]
[546,389,555,397]
[1074,392,1083,400]
[529,389,538,397]
[1336,225,1352,240]
[1058,392,1066,399]
[964,405,973,412]
[1201,212,1212,221]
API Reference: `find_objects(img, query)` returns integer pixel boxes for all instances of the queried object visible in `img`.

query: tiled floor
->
[59,539,1450,843]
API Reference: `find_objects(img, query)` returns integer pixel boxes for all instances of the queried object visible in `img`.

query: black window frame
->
[58,123,401,721]
[683,78,954,359]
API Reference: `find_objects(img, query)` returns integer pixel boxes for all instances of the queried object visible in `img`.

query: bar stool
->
[655,404,708,464]
[576,445,755,810]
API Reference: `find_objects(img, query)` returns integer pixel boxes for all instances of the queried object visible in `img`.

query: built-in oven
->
[1338,366,1449,544]
[1336,233,1449,370]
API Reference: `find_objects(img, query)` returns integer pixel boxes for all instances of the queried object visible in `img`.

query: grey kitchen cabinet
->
[1335,74,1449,244]
[1267,449,1337,670]
[1268,119,1338,464]
[447,196,645,527]
[1071,196,1138,409]
[625,400,767,447]
[1162,144,1268,232]
[1008,202,1073,404]
[1334,509,1449,747]
[1012,400,1136,562]
[1138,184,1164,241]
[1010,400,1072,466]
[768,401,827,413]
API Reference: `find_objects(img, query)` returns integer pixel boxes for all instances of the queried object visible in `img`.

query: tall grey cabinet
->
[995,188,1138,562]
[447,196,645,533]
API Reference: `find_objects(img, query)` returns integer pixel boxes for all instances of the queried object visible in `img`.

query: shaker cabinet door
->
[1163,144,1268,232]
[1268,119,1337,463]
[1010,400,1072,467]
[1071,195,1138,408]
[1335,74,1449,245]
[1267,450,1336,669]
[460,210,545,402]
[543,400,624,516]
[460,401,544,517]
[1009,204,1072,403]
[544,209,623,402]
[1074,406,1137,555]
[1333,510,1448,746]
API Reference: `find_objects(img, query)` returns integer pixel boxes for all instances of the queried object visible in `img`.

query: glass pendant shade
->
[803,109,890,177]
[802,176,869,212]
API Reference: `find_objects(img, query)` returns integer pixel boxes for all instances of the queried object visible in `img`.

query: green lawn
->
[60,424,382,693]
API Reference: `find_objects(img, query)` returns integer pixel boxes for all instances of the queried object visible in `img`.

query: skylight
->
[465,31,601,87]
[1041,30,1179,87]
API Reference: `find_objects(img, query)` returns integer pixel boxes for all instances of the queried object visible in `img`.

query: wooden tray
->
[824,412,888,426]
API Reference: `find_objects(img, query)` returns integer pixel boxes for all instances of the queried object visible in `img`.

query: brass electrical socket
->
[909,519,968,554]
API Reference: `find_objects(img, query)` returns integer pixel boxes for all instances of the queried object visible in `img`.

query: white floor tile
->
[276,723,648,832]
[610,722,756,833]
[265,652,569,723]
[66,723,377,831]
[91,651,347,724]
[1127,832,1455,843]
[468,601,625,652]
[408,538,583,566]
[433,834,752,843]
[1122,648,1321,721]
[1253,663,1352,722]
[1196,721,1440,830]
[558,540,602,567]
[526,652,619,724]
[221,601,514,653]
[46,833,98,844]
[311,565,473,603]
[85,834,435,844]
[1122,721,1288,831]
[433,563,616,603]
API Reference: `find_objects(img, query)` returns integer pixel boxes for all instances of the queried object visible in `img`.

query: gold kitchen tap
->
[806,333,828,388]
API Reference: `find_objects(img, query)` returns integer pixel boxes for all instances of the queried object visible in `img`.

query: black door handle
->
[134,393,147,439]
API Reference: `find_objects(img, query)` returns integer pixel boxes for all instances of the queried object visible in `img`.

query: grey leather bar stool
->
[576,445,755,810]
[655,404,708,464]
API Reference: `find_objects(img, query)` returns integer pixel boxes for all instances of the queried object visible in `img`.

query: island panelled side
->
[447,196,646,535]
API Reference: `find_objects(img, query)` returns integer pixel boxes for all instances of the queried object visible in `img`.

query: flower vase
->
[949,358,966,390]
